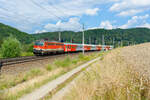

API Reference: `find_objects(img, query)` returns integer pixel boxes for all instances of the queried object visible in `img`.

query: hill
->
[1,22,150,47]
[32,28,150,47]
[0,23,34,45]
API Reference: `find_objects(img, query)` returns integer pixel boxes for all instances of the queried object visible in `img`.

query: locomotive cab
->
[33,41,45,55]
[33,41,64,55]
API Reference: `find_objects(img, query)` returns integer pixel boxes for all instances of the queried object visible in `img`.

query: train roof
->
[35,40,112,47]
[64,43,101,46]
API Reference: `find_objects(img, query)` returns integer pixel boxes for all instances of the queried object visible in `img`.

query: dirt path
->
[19,57,101,100]
[50,64,92,100]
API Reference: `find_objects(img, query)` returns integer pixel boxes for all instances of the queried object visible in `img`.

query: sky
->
[0,0,150,34]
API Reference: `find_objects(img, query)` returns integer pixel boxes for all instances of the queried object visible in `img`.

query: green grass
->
[0,52,34,58]
[1,71,66,100]
[54,57,72,68]
[0,68,43,90]
[0,49,2,58]
[46,64,53,71]
[0,52,103,100]
[21,52,34,56]
[23,68,43,81]
[0,52,102,90]
[0,54,2,58]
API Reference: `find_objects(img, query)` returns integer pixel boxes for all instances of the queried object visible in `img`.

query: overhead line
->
[0,8,36,25]
[48,1,68,19]
[31,0,64,21]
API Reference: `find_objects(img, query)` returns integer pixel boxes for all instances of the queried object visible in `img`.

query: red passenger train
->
[33,40,113,55]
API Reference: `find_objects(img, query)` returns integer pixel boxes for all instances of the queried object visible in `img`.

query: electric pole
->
[89,36,91,44]
[102,35,105,45]
[71,36,72,43]
[82,24,85,54]
[128,41,130,46]
[58,28,61,42]
[121,40,123,47]
[113,37,115,47]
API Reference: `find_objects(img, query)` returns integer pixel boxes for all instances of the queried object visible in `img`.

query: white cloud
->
[0,0,117,33]
[35,30,47,33]
[86,8,99,16]
[99,20,114,29]
[37,17,82,32]
[138,23,150,28]
[120,14,149,29]
[110,0,150,16]
[118,9,142,16]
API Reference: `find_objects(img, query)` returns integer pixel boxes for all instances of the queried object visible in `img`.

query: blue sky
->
[0,0,150,33]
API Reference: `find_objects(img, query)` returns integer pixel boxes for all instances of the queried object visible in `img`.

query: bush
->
[23,68,42,81]
[1,37,21,58]
[55,57,72,67]
[46,64,53,71]
[21,52,34,56]
[22,43,34,53]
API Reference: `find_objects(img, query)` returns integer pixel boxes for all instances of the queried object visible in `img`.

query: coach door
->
[65,45,68,52]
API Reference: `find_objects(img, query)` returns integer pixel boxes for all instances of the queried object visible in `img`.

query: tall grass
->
[55,57,72,68]
[0,52,101,100]
[63,44,150,100]
[21,52,34,56]
[0,68,44,90]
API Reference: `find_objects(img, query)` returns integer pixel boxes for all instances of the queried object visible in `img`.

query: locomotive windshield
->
[35,42,44,46]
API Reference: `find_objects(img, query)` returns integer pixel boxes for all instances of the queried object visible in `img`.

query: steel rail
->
[0,52,84,67]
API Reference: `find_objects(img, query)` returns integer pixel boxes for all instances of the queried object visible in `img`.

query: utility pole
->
[128,41,130,46]
[118,41,120,47]
[102,35,105,45]
[113,37,115,47]
[89,36,91,44]
[121,40,123,47]
[71,36,72,43]
[82,24,85,54]
[58,28,61,42]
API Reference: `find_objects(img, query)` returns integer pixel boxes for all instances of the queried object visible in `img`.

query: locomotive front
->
[33,41,45,55]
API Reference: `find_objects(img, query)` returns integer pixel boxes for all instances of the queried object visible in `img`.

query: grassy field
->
[0,52,102,100]
[62,43,150,100]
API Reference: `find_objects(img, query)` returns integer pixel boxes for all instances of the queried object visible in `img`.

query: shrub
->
[72,59,78,65]
[46,64,53,71]
[78,53,90,61]
[1,37,21,58]
[23,68,42,81]
[21,52,34,56]
[22,43,34,53]
[78,53,84,59]
[55,57,72,67]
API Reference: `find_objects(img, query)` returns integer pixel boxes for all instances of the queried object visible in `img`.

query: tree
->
[1,37,21,58]
[23,43,34,52]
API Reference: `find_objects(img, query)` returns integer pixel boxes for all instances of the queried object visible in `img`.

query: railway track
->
[0,54,66,67]
[0,52,95,68]
[0,51,100,75]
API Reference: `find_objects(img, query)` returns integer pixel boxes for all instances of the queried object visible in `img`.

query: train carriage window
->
[35,42,44,46]
[48,43,55,45]
[72,45,75,49]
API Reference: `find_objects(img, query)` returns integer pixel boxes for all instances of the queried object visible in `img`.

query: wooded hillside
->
[0,22,150,47]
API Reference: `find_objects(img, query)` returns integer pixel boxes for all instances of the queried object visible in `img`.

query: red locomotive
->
[33,40,113,55]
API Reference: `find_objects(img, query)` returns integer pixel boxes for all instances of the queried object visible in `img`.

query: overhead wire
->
[31,0,64,21]
[47,1,68,19]
[0,7,38,25]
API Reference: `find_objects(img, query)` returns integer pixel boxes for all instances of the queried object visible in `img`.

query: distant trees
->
[33,28,150,47]
[1,37,21,58]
